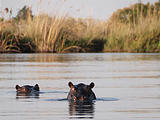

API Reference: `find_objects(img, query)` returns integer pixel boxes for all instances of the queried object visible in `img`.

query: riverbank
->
[0,2,160,53]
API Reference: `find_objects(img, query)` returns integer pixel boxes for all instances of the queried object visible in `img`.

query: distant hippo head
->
[15,84,40,94]
[67,82,96,102]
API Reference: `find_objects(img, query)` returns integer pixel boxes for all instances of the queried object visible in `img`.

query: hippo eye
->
[72,86,78,91]
[71,87,75,91]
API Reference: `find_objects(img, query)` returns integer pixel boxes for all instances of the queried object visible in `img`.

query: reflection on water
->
[16,92,39,99]
[69,101,95,119]
[0,53,160,63]
[0,53,160,120]
[96,97,119,101]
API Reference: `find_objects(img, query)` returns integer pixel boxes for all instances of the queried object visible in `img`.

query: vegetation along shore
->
[0,2,160,53]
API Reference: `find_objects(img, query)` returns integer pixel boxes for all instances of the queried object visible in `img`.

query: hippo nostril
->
[77,96,86,101]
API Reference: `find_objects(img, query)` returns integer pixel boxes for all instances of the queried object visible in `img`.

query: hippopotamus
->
[67,82,96,102]
[15,84,40,95]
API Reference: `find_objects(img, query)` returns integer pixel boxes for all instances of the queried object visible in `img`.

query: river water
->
[0,53,160,120]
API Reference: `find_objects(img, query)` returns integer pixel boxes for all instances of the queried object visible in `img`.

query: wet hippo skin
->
[67,82,96,102]
[15,84,40,94]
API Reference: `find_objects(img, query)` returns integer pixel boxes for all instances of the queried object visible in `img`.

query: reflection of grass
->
[0,2,160,53]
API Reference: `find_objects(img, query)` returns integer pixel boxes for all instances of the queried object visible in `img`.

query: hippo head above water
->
[67,82,96,102]
[15,84,40,93]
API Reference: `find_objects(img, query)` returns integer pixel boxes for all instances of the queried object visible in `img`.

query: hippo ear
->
[34,84,39,91]
[16,85,20,90]
[89,82,95,89]
[68,82,74,88]
[35,84,39,87]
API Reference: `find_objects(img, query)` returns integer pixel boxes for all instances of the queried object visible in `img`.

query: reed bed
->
[105,2,160,52]
[105,16,160,52]
[23,14,66,52]
[0,2,160,53]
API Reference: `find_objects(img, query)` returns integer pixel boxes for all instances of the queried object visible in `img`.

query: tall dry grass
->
[23,14,66,52]
[61,17,106,51]
[104,2,160,52]
[0,2,160,53]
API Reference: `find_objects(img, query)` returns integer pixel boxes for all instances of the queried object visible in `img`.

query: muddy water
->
[0,53,160,120]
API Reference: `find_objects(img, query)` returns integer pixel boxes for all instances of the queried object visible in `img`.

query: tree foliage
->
[15,6,33,21]
[110,2,160,24]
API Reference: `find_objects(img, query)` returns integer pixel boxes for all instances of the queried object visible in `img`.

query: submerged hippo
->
[15,84,40,94]
[67,82,96,102]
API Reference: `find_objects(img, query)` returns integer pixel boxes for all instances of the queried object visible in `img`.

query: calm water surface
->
[0,53,160,120]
